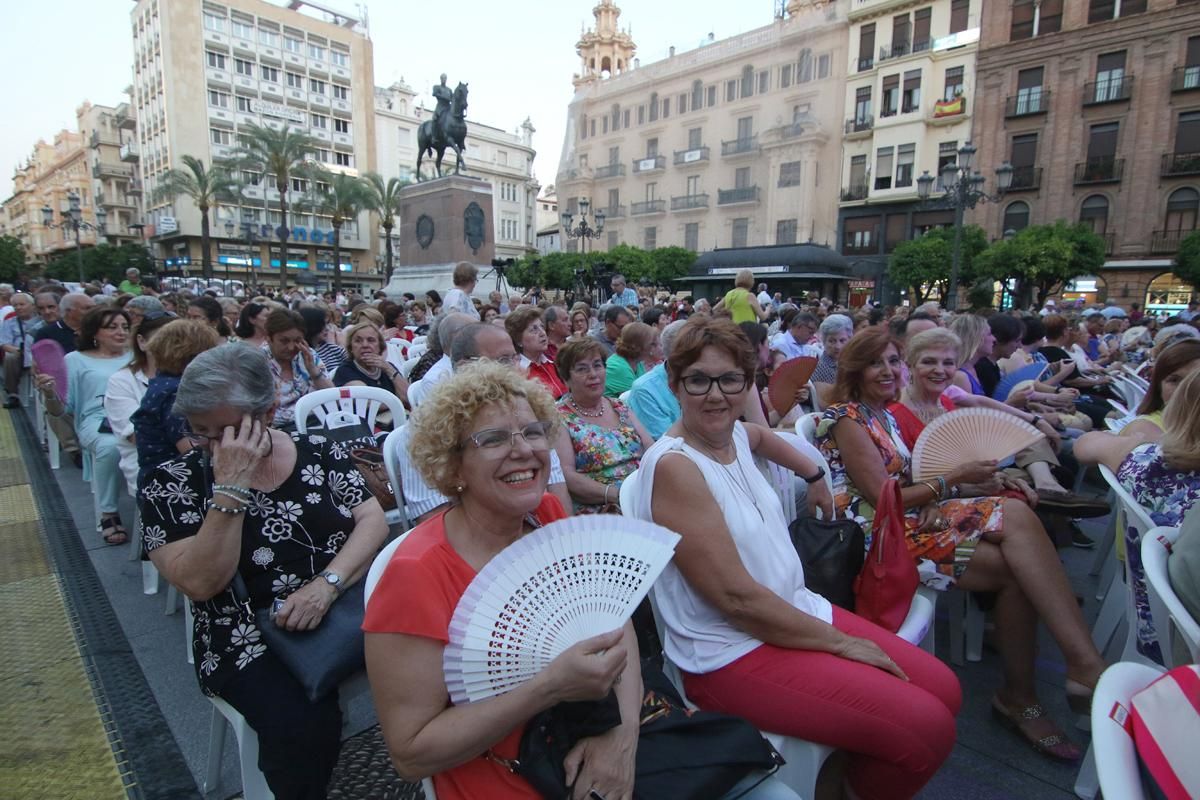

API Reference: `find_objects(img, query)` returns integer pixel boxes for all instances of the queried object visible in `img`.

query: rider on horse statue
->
[418,73,470,180]
[431,74,453,132]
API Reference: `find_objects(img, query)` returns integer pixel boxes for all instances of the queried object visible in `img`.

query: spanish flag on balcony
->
[933,96,965,118]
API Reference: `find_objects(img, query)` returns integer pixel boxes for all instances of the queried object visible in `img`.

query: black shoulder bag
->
[788,514,866,610]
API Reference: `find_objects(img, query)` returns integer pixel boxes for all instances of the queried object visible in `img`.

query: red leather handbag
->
[853,478,920,632]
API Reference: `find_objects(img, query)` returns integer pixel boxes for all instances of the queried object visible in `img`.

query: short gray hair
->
[126,295,164,314]
[173,343,277,418]
[437,312,475,353]
[660,319,687,360]
[543,305,565,326]
[819,313,854,339]
[59,292,92,314]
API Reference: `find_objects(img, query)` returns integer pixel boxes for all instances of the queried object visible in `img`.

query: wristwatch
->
[317,570,343,595]
[801,466,826,485]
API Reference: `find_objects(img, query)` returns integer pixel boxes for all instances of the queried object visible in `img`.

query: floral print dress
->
[1116,442,1200,665]
[816,402,1004,591]
[141,432,369,695]
[556,396,645,514]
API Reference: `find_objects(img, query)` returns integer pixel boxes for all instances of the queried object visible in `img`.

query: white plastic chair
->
[1092,465,1161,667]
[381,426,412,531]
[1075,661,1166,800]
[385,338,409,369]
[362,529,438,800]
[408,343,429,360]
[294,386,407,435]
[1141,526,1199,668]
[399,356,423,380]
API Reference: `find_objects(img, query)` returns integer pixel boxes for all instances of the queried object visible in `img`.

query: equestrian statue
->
[417,74,469,180]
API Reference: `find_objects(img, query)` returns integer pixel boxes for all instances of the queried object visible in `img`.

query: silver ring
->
[590,791,606,800]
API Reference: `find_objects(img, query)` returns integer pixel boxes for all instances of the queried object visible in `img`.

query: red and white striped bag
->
[1126,665,1200,800]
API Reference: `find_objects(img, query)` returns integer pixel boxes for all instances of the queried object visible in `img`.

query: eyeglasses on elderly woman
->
[679,371,749,396]
[462,419,554,455]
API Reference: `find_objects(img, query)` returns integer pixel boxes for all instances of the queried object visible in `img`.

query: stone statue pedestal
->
[383,175,494,300]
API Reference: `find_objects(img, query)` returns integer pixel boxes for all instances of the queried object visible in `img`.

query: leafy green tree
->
[974,221,1104,307]
[647,246,696,290]
[1172,229,1200,293]
[299,169,373,296]
[0,236,25,283]
[151,155,238,281]
[506,254,544,290]
[363,172,407,283]
[599,244,653,285]
[539,252,582,291]
[231,124,317,292]
[43,243,155,284]
[887,226,986,305]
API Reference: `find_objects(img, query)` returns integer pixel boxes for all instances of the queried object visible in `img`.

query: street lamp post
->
[916,142,1014,311]
[561,198,605,305]
[240,215,259,295]
[223,219,235,292]
[42,192,107,285]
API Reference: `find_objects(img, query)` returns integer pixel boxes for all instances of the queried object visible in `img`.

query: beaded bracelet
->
[209,499,247,515]
[213,484,251,500]
[935,476,948,499]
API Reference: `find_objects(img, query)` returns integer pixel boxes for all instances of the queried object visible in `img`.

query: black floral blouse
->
[141,432,369,695]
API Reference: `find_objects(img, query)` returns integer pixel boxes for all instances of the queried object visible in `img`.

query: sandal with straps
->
[991,697,1082,762]
[100,516,128,546]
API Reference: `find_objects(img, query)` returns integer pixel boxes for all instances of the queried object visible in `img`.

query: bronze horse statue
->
[417,82,468,180]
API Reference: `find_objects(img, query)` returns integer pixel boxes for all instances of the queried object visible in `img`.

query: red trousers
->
[683,608,960,800]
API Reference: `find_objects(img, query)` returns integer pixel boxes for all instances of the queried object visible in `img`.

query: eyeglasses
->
[464,420,553,456]
[570,360,606,376]
[465,354,519,367]
[680,372,749,396]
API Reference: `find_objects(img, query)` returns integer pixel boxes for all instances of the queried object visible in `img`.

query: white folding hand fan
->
[443,515,681,704]
[910,407,1044,480]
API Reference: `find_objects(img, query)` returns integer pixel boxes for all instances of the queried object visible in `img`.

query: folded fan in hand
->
[443,515,681,704]
[911,408,1044,480]
[768,356,818,416]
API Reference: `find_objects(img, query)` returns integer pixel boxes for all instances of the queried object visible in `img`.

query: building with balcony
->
[970,0,1200,313]
[1,100,142,269]
[556,0,850,288]
[373,80,540,267]
[837,0,981,306]
[133,0,377,289]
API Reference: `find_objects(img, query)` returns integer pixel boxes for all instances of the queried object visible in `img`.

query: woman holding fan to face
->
[815,327,1107,762]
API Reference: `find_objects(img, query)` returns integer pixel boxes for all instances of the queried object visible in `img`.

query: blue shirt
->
[611,287,639,307]
[626,363,680,440]
[132,374,188,490]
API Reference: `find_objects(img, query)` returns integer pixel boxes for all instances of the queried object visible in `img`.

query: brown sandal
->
[100,516,128,546]
[991,697,1082,762]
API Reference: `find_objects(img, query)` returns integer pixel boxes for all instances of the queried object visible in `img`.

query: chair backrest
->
[1108,397,1130,417]
[385,338,409,368]
[1121,365,1150,390]
[1091,662,1166,800]
[408,343,429,360]
[30,339,68,403]
[1107,414,1135,434]
[1100,464,1156,535]
[807,380,823,413]
[294,386,407,434]
[400,356,423,379]
[382,426,411,524]
[364,528,416,605]
[794,412,821,448]
[1141,526,1200,668]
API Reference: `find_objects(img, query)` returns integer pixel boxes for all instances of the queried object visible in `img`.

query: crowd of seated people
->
[12,268,1200,800]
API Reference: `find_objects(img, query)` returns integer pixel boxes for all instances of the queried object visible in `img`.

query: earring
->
[455,485,464,494]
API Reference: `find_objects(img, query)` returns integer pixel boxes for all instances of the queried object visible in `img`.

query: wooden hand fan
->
[443,515,680,704]
[910,408,1044,480]
[767,356,818,416]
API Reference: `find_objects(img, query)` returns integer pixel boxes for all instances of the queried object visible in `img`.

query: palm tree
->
[364,172,408,284]
[151,155,238,281]
[231,123,316,292]
[300,169,373,297]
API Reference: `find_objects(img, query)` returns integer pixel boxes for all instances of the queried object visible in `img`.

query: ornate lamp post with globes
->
[561,198,606,305]
[916,142,1013,311]
[42,192,107,285]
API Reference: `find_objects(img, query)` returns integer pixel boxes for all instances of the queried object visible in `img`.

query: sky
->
[0,0,778,201]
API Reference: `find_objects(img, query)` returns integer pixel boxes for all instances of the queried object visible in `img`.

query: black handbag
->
[502,661,782,800]
[788,515,866,610]
[233,573,366,703]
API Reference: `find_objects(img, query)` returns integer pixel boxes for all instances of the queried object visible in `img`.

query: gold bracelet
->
[919,480,942,502]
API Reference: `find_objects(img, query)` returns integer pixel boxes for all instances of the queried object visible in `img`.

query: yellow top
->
[722,287,757,324]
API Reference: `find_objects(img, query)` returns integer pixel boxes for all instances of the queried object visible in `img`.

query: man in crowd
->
[406,313,475,407]
[591,305,632,356]
[626,320,687,439]
[609,273,638,308]
[119,268,153,296]
[124,295,165,329]
[770,311,819,359]
[394,322,571,519]
[756,283,773,310]
[2,293,37,408]
[33,292,94,354]
[542,305,570,360]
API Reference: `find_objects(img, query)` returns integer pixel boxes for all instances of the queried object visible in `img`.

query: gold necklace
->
[901,388,944,424]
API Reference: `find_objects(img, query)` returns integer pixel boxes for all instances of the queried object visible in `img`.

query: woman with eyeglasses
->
[628,317,959,800]
[131,320,222,491]
[505,306,567,399]
[553,339,652,513]
[141,342,387,800]
[38,307,133,544]
[365,361,646,800]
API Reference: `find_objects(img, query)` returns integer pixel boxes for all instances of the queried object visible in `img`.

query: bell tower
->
[573,0,637,87]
